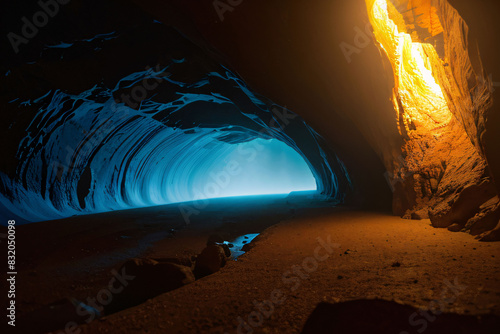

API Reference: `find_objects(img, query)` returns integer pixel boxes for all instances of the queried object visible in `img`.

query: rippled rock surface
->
[0,1,351,223]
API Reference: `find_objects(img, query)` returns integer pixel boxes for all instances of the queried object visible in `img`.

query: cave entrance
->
[171,137,318,203]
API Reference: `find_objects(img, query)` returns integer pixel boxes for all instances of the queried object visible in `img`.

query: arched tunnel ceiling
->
[0,11,351,222]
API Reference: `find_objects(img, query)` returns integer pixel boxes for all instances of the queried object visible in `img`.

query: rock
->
[429,180,497,228]
[477,220,500,241]
[301,300,500,334]
[241,243,252,252]
[219,243,231,257]
[105,258,195,314]
[447,223,463,232]
[410,208,428,220]
[480,196,500,210]
[19,298,99,334]
[467,200,500,236]
[429,177,439,193]
[193,245,227,278]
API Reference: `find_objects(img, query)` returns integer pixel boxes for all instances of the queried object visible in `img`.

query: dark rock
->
[241,243,253,253]
[478,219,500,241]
[411,208,429,220]
[391,262,401,267]
[480,196,500,210]
[105,258,195,314]
[219,243,231,257]
[466,197,500,235]
[193,245,227,278]
[429,180,497,228]
[301,300,499,334]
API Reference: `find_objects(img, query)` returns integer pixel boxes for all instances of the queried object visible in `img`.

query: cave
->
[0,0,499,333]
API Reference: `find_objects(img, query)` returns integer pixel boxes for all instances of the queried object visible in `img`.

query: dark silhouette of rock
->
[301,299,499,334]
[105,258,195,314]
[478,219,500,241]
[468,197,500,236]
[219,243,231,257]
[193,245,227,278]
[429,180,497,228]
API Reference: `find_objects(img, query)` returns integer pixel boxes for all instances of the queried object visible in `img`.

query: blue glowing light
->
[0,60,348,223]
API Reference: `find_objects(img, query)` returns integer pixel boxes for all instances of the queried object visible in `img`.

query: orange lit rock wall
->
[366,0,499,239]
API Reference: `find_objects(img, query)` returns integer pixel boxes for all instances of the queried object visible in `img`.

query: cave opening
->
[0,57,343,223]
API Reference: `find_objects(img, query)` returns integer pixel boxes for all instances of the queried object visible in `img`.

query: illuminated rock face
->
[366,0,499,237]
[0,20,351,223]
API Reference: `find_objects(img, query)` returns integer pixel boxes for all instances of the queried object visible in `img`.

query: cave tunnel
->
[0,0,499,333]
[0,53,350,223]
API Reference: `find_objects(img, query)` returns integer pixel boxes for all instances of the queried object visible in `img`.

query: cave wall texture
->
[130,0,500,239]
[1,0,499,239]
[0,0,352,222]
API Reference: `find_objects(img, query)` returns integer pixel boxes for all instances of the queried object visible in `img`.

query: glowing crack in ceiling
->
[367,0,453,132]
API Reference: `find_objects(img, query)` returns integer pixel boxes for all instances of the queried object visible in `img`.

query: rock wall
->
[365,0,499,239]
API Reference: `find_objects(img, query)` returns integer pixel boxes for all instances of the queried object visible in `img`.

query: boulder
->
[429,180,497,228]
[105,258,195,314]
[466,198,500,236]
[301,299,499,334]
[193,245,227,278]
[478,220,500,241]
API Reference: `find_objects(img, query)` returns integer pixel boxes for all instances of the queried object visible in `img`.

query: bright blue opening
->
[178,138,317,202]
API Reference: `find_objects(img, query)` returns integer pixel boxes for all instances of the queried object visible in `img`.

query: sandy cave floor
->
[9,196,500,333]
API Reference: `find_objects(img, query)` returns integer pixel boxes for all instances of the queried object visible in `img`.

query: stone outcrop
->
[105,258,195,314]
[193,244,228,278]
[302,299,499,334]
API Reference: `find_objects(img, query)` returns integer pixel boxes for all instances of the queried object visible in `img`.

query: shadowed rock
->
[193,244,227,278]
[302,299,499,334]
[105,258,195,314]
